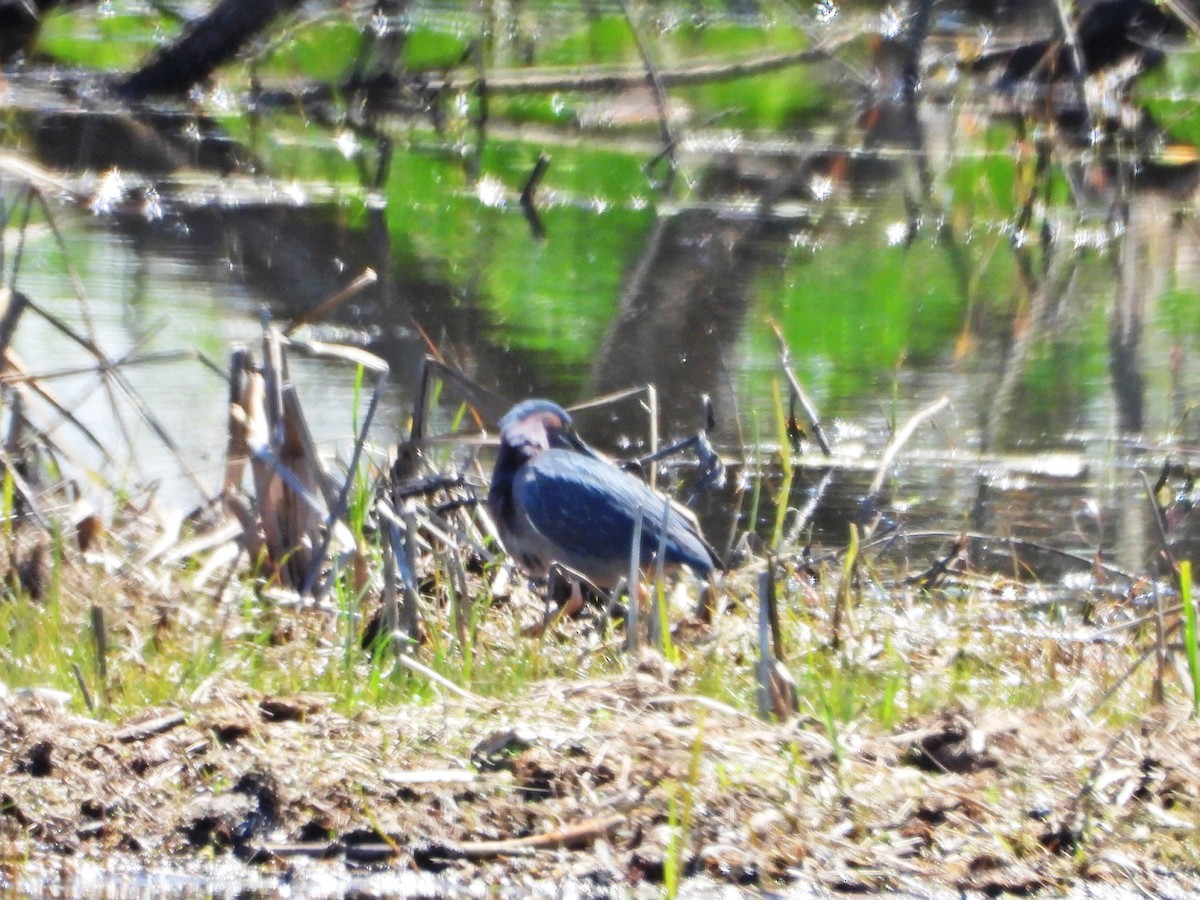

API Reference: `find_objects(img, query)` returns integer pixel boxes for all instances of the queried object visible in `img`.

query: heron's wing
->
[511,451,715,578]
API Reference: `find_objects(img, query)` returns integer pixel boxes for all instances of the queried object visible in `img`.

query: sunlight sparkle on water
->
[283,182,307,205]
[208,87,235,112]
[814,1,837,24]
[370,11,394,37]
[880,6,903,38]
[885,221,908,245]
[1072,227,1109,250]
[90,169,125,215]
[335,131,360,159]
[142,188,163,221]
[810,175,833,201]
[476,176,507,208]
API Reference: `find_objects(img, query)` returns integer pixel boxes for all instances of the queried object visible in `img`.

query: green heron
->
[487,399,723,590]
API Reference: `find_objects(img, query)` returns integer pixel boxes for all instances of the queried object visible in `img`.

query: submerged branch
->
[117,0,305,99]
[360,40,856,108]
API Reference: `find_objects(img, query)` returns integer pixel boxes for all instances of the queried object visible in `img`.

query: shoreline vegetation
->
[0,280,1195,895]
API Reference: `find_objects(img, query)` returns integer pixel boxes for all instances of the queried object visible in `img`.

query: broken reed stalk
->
[0,289,28,352]
[626,507,643,655]
[381,521,400,642]
[647,384,658,490]
[223,348,253,494]
[869,529,1136,582]
[400,503,423,644]
[376,499,423,648]
[1,349,226,387]
[766,554,785,663]
[445,549,469,647]
[1087,620,1184,717]
[401,355,507,475]
[1154,583,1168,706]
[30,308,171,451]
[756,571,773,718]
[783,467,835,548]
[90,604,107,704]
[7,351,117,469]
[71,663,94,713]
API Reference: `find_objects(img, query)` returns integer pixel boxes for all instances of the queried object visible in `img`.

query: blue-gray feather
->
[508,450,717,586]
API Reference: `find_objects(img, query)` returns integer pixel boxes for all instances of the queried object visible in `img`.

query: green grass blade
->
[1182,561,1200,716]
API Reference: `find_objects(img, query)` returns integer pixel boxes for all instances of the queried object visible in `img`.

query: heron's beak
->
[565,431,606,461]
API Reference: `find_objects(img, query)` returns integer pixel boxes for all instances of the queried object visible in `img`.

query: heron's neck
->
[488,441,539,520]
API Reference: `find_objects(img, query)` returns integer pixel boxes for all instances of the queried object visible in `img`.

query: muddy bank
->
[2,668,1198,897]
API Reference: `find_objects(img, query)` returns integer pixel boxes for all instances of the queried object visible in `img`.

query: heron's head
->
[498,399,586,456]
